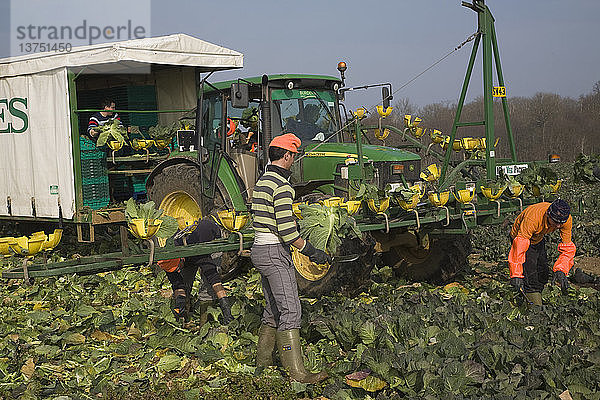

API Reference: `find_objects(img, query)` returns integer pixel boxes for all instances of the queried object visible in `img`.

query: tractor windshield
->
[271,89,339,145]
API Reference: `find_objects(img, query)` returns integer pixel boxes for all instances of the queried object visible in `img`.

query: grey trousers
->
[251,243,302,331]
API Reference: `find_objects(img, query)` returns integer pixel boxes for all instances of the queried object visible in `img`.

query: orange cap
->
[269,133,301,153]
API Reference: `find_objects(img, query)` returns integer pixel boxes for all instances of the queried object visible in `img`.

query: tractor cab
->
[199,75,346,197]
[270,86,341,145]
[199,74,420,201]
[201,75,343,149]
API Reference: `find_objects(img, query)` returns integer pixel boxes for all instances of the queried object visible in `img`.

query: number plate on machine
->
[496,164,528,176]
[492,86,506,97]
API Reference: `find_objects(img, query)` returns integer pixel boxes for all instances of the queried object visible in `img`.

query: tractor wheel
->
[293,236,375,297]
[146,164,242,281]
[147,164,233,224]
[382,234,472,283]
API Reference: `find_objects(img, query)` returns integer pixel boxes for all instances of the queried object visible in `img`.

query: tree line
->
[361,82,600,162]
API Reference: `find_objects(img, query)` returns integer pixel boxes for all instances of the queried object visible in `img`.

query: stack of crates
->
[109,174,148,201]
[80,136,110,209]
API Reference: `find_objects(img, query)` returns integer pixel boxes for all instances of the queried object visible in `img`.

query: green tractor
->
[145,0,548,296]
[146,72,476,296]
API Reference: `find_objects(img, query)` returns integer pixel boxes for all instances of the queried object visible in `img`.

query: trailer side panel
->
[0,67,76,218]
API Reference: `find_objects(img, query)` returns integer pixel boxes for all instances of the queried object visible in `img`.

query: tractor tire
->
[382,234,472,283]
[147,164,232,219]
[294,236,375,297]
[146,163,242,282]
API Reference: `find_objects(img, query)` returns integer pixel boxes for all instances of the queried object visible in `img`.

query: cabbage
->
[298,203,360,254]
[96,119,127,147]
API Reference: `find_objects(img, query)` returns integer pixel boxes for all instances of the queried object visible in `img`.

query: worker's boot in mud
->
[256,324,277,367]
[171,288,189,321]
[217,296,234,325]
[525,292,543,306]
[276,329,328,383]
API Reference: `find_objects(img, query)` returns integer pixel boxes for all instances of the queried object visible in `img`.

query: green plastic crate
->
[82,176,109,186]
[110,175,133,201]
[83,197,110,210]
[80,151,106,161]
[80,136,107,164]
[79,136,97,151]
[128,85,158,127]
[81,158,107,180]
[83,181,109,198]
[110,175,132,191]
[132,175,148,193]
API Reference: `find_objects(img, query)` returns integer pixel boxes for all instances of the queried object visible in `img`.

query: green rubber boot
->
[525,292,543,306]
[276,329,328,383]
[256,324,277,367]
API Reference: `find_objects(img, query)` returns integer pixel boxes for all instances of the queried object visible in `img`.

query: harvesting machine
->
[1,1,558,295]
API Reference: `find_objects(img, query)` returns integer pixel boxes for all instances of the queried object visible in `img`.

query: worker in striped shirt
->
[251,133,330,383]
[86,98,122,143]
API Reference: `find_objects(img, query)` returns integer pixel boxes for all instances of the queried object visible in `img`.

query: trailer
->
[0,34,242,239]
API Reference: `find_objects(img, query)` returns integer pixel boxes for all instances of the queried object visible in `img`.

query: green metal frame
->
[2,233,253,279]
[68,71,84,216]
[216,155,248,212]
[440,0,516,185]
[361,124,446,160]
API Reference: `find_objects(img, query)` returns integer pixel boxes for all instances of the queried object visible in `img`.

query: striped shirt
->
[87,112,121,142]
[252,164,300,246]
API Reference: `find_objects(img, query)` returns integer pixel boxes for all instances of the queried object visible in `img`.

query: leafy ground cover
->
[1,161,599,399]
[1,258,599,399]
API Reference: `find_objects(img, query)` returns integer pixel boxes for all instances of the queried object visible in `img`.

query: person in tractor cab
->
[284,104,323,143]
[157,218,233,324]
[251,133,330,383]
[239,106,259,151]
[86,98,123,143]
[508,199,576,305]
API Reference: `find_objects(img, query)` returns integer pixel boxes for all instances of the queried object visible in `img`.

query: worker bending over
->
[158,218,233,324]
[508,199,576,305]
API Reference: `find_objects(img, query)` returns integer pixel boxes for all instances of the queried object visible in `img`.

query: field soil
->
[575,256,600,276]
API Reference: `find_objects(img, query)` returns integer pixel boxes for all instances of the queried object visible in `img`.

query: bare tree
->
[527,92,561,144]
[389,97,419,126]
[593,80,600,96]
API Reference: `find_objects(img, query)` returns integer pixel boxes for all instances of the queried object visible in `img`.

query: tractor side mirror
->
[382,87,392,109]
[231,83,249,108]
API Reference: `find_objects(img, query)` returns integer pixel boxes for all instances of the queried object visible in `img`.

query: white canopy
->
[0,34,243,219]
[0,33,243,77]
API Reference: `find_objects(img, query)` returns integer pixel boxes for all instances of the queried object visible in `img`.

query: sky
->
[1,0,599,110]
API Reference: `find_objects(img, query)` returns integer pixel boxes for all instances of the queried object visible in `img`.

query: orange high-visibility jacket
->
[157,258,183,273]
[508,202,575,278]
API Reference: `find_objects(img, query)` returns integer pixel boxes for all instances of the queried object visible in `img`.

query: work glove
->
[509,277,524,292]
[218,296,234,325]
[300,241,332,265]
[553,270,569,295]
